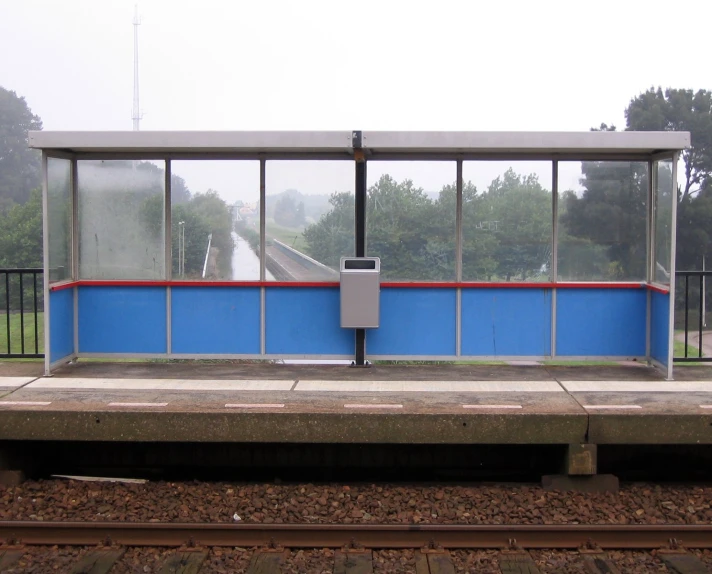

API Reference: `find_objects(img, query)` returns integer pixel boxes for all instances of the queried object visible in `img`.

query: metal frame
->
[74,352,644,362]
[259,158,267,355]
[32,131,690,371]
[551,161,559,357]
[455,160,463,357]
[41,153,51,375]
[29,130,690,155]
[164,160,172,354]
[667,153,679,379]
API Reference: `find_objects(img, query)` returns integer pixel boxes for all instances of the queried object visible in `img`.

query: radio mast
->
[132,5,142,131]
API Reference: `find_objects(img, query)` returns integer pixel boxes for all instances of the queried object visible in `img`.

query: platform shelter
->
[30,131,688,378]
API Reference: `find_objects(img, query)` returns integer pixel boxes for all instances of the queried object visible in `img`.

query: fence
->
[0,268,44,358]
[674,270,711,363]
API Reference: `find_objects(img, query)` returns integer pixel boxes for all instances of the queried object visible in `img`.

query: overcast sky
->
[2,0,709,201]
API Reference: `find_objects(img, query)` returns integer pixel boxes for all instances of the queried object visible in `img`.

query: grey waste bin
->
[340,257,380,328]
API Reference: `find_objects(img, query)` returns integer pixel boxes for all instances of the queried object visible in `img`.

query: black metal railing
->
[0,268,44,359]
[675,270,711,363]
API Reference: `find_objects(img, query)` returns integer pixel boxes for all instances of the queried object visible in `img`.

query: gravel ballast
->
[1,480,712,525]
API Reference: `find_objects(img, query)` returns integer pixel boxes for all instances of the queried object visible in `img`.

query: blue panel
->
[368,289,456,356]
[650,291,670,365]
[461,289,551,356]
[78,286,167,353]
[171,287,260,354]
[50,288,74,362]
[266,287,352,355]
[557,289,646,356]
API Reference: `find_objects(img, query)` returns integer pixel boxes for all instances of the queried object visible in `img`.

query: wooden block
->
[246,550,287,574]
[583,553,622,574]
[660,553,711,574]
[414,551,430,574]
[334,550,374,574]
[70,549,125,574]
[0,548,25,570]
[499,551,542,574]
[0,471,24,486]
[427,551,456,574]
[159,551,208,574]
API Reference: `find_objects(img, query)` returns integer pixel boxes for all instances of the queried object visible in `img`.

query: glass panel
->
[171,161,259,280]
[462,162,552,281]
[78,160,165,280]
[267,161,353,281]
[558,161,648,281]
[366,161,455,281]
[47,158,72,282]
[654,159,674,285]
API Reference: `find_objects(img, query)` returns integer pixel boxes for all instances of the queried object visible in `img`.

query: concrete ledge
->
[0,411,587,444]
[588,414,712,444]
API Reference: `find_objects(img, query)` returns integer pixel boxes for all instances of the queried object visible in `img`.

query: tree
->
[477,170,551,281]
[302,191,354,268]
[274,194,301,227]
[190,190,234,278]
[625,88,712,201]
[559,161,648,280]
[0,188,42,268]
[366,174,450,280]
[0,87,42,211]
[302,171,553,281]
[624,88,712,272]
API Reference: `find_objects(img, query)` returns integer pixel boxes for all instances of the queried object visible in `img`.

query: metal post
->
[667,154,680,379]
[260,158,266,356]
[165,160,172,355]
[551,160,558,358]
[456,159,462,357]
[41,153,51,375]
[353,130,367,367]
[71,157,79,358]
[19,273,24,355]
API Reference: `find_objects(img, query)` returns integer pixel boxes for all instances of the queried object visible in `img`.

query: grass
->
[0,312,44,355]
[265,221,308,253]
[673,337,707,366]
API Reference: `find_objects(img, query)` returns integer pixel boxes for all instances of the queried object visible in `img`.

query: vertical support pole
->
[165,160,172,355]
[455,159,463,357]
[551,160,558,358]
[19,273,24,355]
[647,159,655,365]
[667,153,679,380]
[260,157,266,356]
[72,156,79,358]
[41,152,51,376]
[353,130,367,366]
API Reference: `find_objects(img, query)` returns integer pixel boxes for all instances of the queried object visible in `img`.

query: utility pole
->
[132,4,142,131]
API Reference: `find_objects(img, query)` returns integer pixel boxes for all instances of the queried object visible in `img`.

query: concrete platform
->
[0,361,710,445]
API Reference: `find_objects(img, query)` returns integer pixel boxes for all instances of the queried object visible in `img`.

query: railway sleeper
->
[246,548,288,574]
[0,544,25,571]
[333,548,373,574]
[69,547,125,574]
[581,552,623,574]
[158,549,208,574]
[415,548,456,574]
[658,550,711,574]
[499,549,542,574]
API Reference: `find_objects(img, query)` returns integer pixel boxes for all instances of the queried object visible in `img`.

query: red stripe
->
[647,284,670,294]
[53,280,650,290]
[49,281,79,292]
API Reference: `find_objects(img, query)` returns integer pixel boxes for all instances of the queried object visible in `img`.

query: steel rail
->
[1,522,712,549]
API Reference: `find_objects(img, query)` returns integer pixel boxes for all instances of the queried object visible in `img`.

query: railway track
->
[1,522,712,572]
